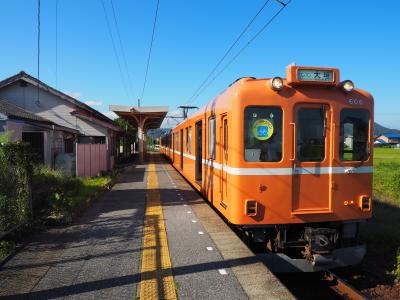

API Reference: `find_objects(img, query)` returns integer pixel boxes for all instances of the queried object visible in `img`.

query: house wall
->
[6,119,23,141]
[5,119,68,168]
[0,82,108,137]
[377,135,400,144]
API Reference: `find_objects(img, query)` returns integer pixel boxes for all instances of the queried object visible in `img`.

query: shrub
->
[31,165,113,220]
[0,240,15,260]
[395,249,400,282]
[0,134,33,232]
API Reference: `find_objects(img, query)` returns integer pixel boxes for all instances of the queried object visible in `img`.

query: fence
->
[76,144,108,177]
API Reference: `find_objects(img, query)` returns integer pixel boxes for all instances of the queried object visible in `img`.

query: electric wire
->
[110,0,135,99]
[189,0,292,103]
[140,0,160,104]
[55,0,58,88]
[37,0,41,103]
[187,0,271,104]
[101,0,131,100]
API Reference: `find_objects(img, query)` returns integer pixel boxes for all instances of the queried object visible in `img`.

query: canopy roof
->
[109,105,168,130]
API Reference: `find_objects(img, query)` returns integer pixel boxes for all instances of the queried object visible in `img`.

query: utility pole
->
[178,106,198,119]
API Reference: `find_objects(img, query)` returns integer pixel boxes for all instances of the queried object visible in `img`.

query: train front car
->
[227,66,373,271]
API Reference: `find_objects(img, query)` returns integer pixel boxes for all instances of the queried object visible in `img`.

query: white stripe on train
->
[160,147,373,175]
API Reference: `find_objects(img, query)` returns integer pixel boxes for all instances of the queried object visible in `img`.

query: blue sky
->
[0,0,399,128]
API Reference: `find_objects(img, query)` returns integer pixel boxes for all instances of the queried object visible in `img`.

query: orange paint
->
[161,66,373,227]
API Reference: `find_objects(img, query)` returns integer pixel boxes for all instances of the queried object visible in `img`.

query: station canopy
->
[109,105,169,130]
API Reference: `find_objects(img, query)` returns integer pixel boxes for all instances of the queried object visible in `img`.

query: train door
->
[220,116,228,206]
[292,104,331,213]
[180,129,184,170]
[172,133,175,163]
[195,121,203,184]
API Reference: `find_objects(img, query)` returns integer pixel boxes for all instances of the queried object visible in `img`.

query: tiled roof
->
[0,98,52,123]
[0,71,118,126]
[383,133,400,138]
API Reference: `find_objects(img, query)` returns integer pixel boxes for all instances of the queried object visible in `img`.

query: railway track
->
[269,269,369,300]
[322,270,369,300]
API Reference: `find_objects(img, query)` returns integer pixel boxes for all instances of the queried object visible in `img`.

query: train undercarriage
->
[241,220,366,272]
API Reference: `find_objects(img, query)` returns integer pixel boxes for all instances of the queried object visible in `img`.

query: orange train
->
[160,65,373,271]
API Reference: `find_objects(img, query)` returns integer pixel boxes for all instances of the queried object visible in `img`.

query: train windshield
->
[244,106,282,162]
[340,109,369,161]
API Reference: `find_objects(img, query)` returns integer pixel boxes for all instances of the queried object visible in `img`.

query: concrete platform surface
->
[0,154,294,300]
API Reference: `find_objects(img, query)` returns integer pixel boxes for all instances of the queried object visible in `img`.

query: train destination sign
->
[297,69,334,82]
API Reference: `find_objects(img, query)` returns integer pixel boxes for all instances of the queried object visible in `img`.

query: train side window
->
[244,106,282,162]
[223,119,228,160]
[209,117,216,160]
[174,133,179,151]
[186,126,192,154]
[296,108,326,162]
[340,109,369,161]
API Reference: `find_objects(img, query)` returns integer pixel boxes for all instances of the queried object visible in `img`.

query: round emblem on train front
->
[252,119,274,140]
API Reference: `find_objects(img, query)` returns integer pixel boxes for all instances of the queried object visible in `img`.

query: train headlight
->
[270,77,284,92]
[340,80,354,93]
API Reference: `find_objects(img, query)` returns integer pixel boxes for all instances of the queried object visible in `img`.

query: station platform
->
[0,154,294,300]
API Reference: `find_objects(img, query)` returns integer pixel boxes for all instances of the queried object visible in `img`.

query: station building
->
[0,71,122,176]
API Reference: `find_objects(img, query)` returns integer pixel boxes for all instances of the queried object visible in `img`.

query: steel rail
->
[323,270,369,300]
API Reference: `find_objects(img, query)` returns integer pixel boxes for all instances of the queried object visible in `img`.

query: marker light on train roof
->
[341,80,354,93]
[270,77,284,92]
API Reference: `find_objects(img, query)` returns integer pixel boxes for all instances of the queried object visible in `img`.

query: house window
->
[64,138,74,153]
[209,117,216,160]
[22,132,44,164]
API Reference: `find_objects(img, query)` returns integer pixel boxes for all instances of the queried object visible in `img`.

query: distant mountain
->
[374,122,400,137]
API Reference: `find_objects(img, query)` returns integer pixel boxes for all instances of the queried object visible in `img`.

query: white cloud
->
[101,111,118,120]
[64,91,81,99]
[161,109,183,128]
[85,100,103,107]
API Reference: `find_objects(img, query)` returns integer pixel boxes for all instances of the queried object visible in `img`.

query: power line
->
[37,0,41,104]
[140,0,160,105]
[110,0,135,100]
[190,0,292,103]
[101,0,131,100]
[187,0,271,104]
[55,0,59,88]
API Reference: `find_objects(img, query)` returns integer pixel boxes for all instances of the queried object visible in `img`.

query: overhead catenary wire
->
[110,0,135,100]
[186,0,271,105]
[189,0,292,104]
[101,0,131,101]
[140,0,160,105]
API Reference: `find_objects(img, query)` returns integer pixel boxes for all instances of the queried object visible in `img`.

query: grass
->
[355,147,400,285]
[0,167,116,263]
[373,148,400,204]
[374,147,400,162]
[32,165,114,221]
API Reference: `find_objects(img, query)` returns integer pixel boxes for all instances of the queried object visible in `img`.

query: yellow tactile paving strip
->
[139,163,177,300]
